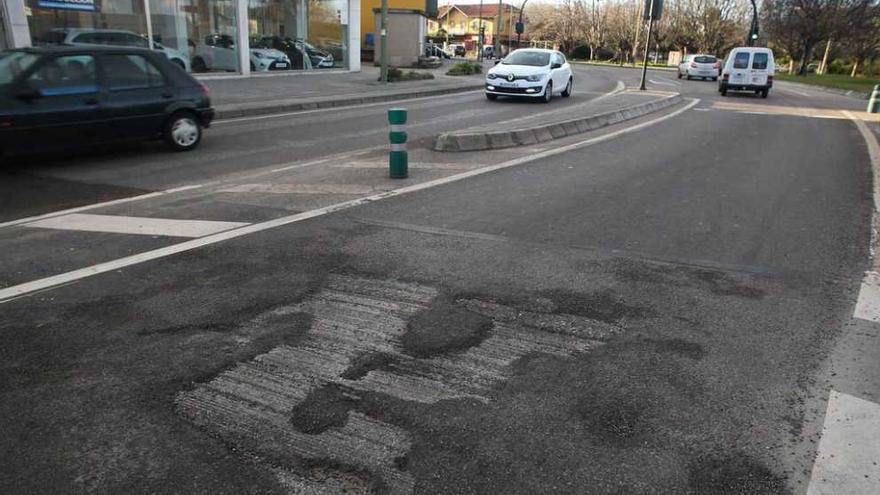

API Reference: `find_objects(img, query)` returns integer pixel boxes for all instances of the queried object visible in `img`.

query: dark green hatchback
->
[0,45,214,157]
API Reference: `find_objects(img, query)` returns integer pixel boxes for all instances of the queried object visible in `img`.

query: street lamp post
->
[747,0,759,46]
[517,0,529,48]
[478,0,484,62]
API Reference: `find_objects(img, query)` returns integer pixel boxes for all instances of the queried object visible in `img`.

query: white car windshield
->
[502,51,550,67]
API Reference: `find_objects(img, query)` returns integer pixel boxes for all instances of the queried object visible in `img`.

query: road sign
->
[643,0,663,20]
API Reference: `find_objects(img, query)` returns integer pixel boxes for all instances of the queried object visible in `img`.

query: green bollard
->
[388,107,408,178]
[869,85,880,114]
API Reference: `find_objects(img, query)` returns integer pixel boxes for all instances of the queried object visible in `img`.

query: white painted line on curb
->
[0,98,699,304]
[219,183,379,195]
[649,78,680,87]
[843,111,880,212]
[24,214,249,238]
[807,390,880,495]
[854,271,880,322]
[0,184,204,231]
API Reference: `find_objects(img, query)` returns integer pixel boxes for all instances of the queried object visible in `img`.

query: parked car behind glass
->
[38,28,191,72]
[0,46,214,157]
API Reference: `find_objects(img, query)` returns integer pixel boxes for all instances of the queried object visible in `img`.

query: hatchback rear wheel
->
[164,112,202,151]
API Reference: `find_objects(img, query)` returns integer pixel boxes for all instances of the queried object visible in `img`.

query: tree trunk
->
[798,41,815,76]
[788,59,794,73]
[851,59,860,77]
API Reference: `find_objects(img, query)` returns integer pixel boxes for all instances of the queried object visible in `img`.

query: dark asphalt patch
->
[612,258,767,300]
[540,288,655,323]
[341,352,399,380]
[689,454,789,495]
[642,337,707,361]
[291,383,360,434]
[401,297,493,358]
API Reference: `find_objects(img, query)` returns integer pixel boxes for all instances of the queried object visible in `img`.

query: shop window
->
[151,0,239,73]
[247,0,347,71]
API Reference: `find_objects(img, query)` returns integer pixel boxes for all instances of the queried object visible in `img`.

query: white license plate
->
[275,63,288,68]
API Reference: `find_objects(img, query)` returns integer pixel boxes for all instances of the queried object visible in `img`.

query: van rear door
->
[750,52,770,86]
[729,51,750,86]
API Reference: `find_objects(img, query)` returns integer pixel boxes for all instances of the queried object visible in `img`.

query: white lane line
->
[0,184,203,231]
[333,162,473,170]
[649,78,680,87]
[777,86,812,97]
[807,390,880,494]
[23,213,249,238]
[843,111,880,212]
[591,80,626,102]
[214,90,484,125]
[0,98,699,303]
[219,183,379,195]
[854,271,880,321]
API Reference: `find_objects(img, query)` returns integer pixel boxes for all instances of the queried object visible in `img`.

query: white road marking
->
[777,86,812,97]
[218,183,379,195]
[843,111,880,212]
[0,184,203,231]
[807,390,880,494]
[649,78,680,87]
[0,98,699,303]
[591,80,626,102]
[693,107,712,112]
[333,161,474,170]
[24,214,249,238]
[854,271,880,321]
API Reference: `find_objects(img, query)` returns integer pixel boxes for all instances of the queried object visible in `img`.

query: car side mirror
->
[494,60,501,65]
[551,62,562,69]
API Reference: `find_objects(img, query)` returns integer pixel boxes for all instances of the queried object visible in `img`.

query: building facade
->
[0,0,362,76]
[429,3,519,54]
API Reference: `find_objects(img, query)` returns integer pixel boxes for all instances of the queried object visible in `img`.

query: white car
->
[678,54,720,81]
[719,47,775,98]
[192,34,292,72]
[40,28,191,71]
[485,48,572,103]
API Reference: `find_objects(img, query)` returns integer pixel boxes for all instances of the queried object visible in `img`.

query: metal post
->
[380,0,389,83]
[868,85,880,114]
[495,0,502,57]
[478,0,484,61]
[517,0,529,48]
[388,108,408,178]
[638,0,655,91]
[747,0,758,46]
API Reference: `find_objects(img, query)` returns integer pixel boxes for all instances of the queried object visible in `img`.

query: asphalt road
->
[0,65,621,221]
[1,68,879,494]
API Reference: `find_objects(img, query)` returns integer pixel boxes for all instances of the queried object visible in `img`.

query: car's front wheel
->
[542,82,553,103]
[561,78,572,98]
[486,93,498,101]
[164,112,203,151]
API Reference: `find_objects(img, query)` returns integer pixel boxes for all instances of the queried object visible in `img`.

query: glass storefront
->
[16,0,349,74]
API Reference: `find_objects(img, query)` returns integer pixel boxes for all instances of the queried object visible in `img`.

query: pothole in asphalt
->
[291,383,360,435]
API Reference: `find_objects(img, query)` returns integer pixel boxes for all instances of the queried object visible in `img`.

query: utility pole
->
[478,0,484,62]
[632,0,643,65]
[380,0,389,82]
[818,39,832,75]
[638,0,657,91]
[495,0,503,57]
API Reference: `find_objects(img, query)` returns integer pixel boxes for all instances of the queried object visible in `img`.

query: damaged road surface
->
[1,74,878,494]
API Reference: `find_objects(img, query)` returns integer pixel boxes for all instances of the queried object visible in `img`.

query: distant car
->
[483,46,498,59]
[485,48,572,103]
[252,36,311,70]
[192,34,291,72]
[450,44,466,57]
[0,46,214,156]
[678,54,720,81]
[294,39,334,69]
[38,28,191,72]
[719,47,775,98]
[425,43,450,59]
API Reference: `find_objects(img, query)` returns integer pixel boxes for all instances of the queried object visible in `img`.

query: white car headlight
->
[526,73,545,82]
[487,73,497,80]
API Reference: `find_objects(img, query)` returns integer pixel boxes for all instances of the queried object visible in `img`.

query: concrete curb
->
[434,93,683,152]
[777,79,871,100]
[214,83,485,120]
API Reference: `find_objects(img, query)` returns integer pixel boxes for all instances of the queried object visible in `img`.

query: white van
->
[718,47,775,98]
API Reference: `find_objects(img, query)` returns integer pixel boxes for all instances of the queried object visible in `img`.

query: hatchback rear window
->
[752,53,769,70]
[694,56,716,64]
[733,52,750,69]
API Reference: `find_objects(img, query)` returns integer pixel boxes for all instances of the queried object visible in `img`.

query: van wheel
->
[712,77,717,81]
[677,72,682,79]
[191,57,207,73]
[761,89,769,98]
[164,112,202,151]
[720,85,727,96]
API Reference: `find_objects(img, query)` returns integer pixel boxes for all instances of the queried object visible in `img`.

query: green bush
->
[381,67,435,82]
[446,61,482,76]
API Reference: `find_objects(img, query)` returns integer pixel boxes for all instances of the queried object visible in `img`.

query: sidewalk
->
[205,63,486,119]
